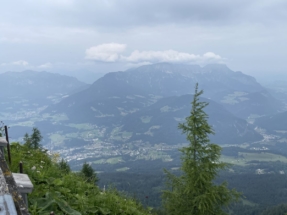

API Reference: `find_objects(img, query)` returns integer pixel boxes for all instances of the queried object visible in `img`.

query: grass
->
[50,113,69,121]
[221,152,287,166]
[80,130,99,139]
[116,167,130,172]
[121,132,133,141]
[141,116,152,123]
[160,106,171,112]
[144,125,161,136]
[65,132,79,138]
[68,123,94,130]
[9,143,151,215]
[49,133,67,146]
[93,159,106,164]
[93,157,124,165]
[109,128,132,141]
[106,157,124,164]
[11,121,34,127]
[240,152,287,162]
[221,91,249,105]
[135,150,172,161]
[241,199,257,206]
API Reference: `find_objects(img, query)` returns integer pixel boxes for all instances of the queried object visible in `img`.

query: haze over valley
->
[2,0,287,214]
[1,63,286,173]
[3,59,287,215]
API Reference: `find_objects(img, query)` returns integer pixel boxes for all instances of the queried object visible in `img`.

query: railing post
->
[19,161,23,174]
[4,126,11,165]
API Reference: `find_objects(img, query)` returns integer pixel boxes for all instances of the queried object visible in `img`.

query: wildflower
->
[40,161,45,164]
[36,171,40,173]
[31,166,36,170]
[40,166,43,169]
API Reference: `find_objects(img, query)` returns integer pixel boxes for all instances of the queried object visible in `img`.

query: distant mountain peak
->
[202,64,232,73]
[0,70,88,99]
[126,63,235,76]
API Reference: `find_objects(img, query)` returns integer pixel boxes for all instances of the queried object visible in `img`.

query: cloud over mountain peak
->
[85,43,224,65]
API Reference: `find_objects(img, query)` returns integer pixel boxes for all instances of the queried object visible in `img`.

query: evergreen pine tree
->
[24,128,42,149]
[30,127,43,149]
[162,83,240,215]
[23,132,31,147]
[81,161,99,184]
[58,158,71,174]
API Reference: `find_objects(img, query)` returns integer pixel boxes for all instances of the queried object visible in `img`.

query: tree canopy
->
[162,83,240,215]
[8,140,151,214]
[23,127,43,149]
[80,161,99,184]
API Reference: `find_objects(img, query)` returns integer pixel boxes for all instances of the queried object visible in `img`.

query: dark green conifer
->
[30,127,43,149]
[162,83,240,215]
[81,161,99,184]
[58,158,71,174]
[24,128,42,149]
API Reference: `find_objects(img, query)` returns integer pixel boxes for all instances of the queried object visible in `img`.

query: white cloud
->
[126,61,152,68]
[124,50,201,63]
[12,60,29,66]
[124,50,224,64]
[38,62,52,69]
[86,43,224,64]
[85,43,126,62]
[203,52,222,60]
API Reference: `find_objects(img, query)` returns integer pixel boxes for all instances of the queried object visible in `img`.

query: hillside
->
[4,63,281,173]
[0,70,87,114]
[0,70,87,99]
[47,63,282,120]
[9,142,151,215]
[121,95,262,145]
[254,111,287,133]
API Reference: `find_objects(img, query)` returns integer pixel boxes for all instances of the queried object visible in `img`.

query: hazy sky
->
[0,0,287,81]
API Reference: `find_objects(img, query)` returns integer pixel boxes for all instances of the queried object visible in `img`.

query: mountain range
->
[3,63,287,150]
[0,70,87,112]
[47,63,282,120]
[41,63,284,146]
[0,70,87,98]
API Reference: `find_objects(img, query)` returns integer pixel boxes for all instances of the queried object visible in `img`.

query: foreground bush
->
[9,142,151,215]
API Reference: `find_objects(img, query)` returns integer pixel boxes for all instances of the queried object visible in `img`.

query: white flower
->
[40,166,43,169]
[31,166,36,170]
[36,171,40,173]
[41,161,45,164]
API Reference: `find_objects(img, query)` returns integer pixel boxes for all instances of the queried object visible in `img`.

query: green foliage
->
[58,158,71,174]
[261,203,287,215]
[80,161,99,184]
[9,142,151,215]
[23,127,43,149]
[162,83,240,215]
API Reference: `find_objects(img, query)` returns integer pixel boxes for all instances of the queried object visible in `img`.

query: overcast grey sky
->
[0,0,287,81]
